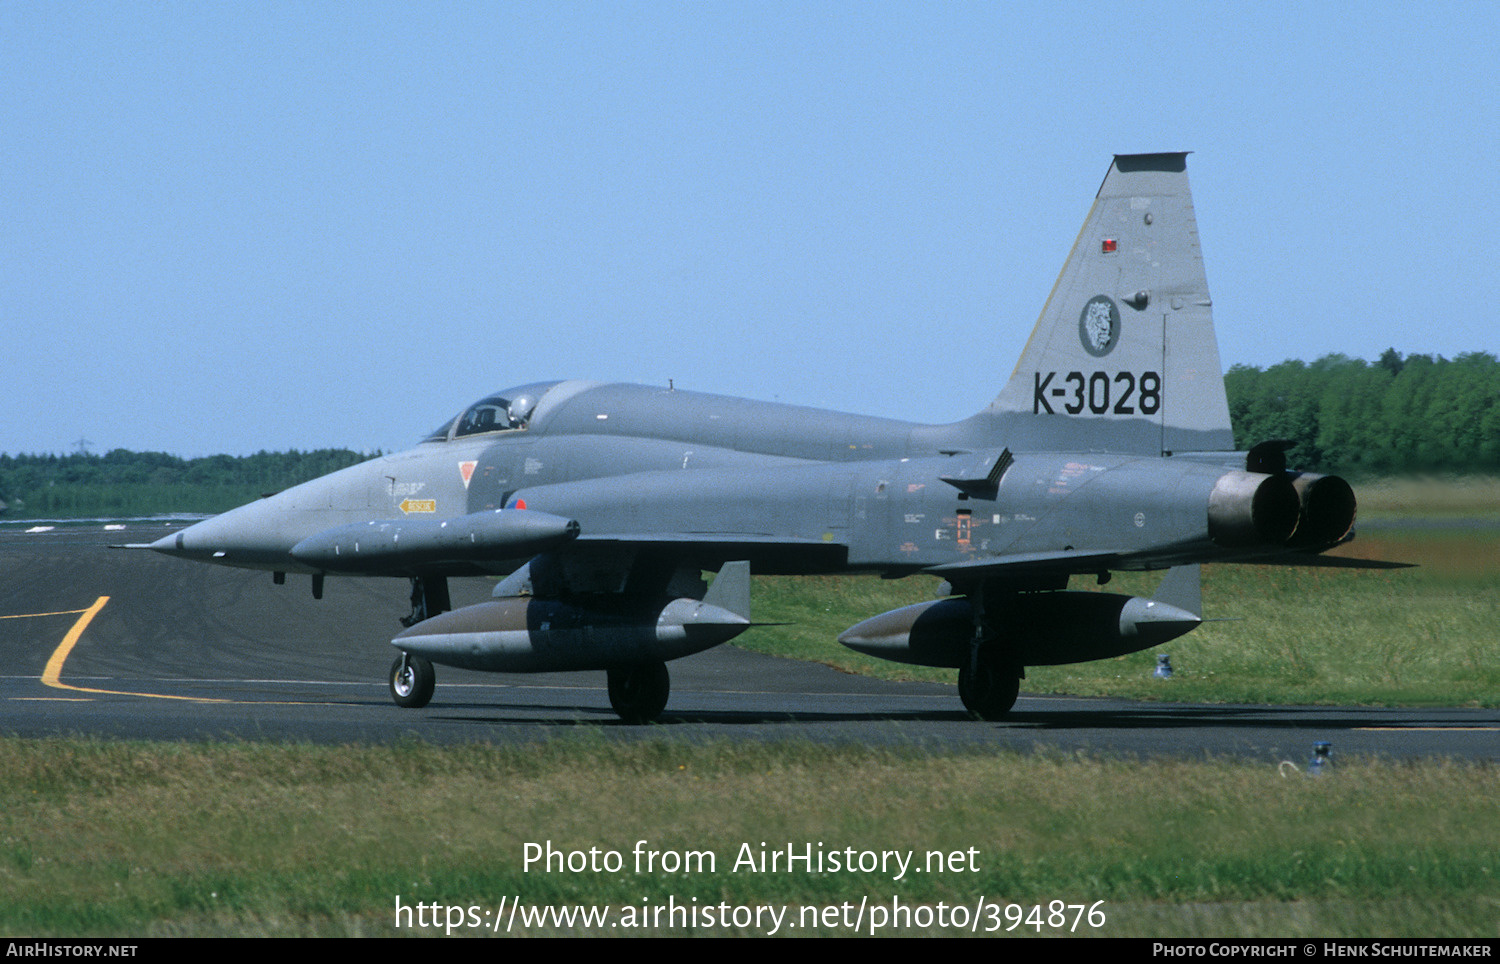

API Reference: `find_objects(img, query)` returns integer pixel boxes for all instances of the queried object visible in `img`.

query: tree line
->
[1225,350,1500,475]
[0,449,374,517]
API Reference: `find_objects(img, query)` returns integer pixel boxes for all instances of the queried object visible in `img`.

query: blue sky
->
[5,2,1496,457]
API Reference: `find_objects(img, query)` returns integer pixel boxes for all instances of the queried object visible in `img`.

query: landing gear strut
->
[959,589,1021,720]
[402,575,451,628]
[391,575,447,708]
[607,662,670,724]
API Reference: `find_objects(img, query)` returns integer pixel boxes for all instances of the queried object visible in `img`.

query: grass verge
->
[0,738,1495,937]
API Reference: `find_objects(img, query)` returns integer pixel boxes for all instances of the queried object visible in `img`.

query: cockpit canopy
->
[422,381,563,443]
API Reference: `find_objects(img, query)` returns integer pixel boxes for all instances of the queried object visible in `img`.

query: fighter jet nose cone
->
[143,500,302,567]
[146,520,228,560]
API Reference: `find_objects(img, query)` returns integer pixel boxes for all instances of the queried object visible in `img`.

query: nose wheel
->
[390,653,435,708]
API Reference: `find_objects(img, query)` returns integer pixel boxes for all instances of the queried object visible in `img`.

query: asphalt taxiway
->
[2,522,1495,760]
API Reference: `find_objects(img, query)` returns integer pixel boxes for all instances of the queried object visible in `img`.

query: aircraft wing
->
[922,548,1133,591]
[575,533,845,546]
[564,531,851,577]
[925,546,1410,585]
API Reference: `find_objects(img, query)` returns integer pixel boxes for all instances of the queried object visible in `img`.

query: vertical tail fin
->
[988,153,1234,455]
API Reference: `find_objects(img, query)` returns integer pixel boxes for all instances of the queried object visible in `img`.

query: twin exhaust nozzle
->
[1208,470,1355,551]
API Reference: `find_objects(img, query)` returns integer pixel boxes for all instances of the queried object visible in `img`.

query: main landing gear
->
[957,656,1021,721]
[388,656,672,723]
[959,593,1022,721]
[387,655,671,724]
[385,565,673,722]
[607,662,670,725]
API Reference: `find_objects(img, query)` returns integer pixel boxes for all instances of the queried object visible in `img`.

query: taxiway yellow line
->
[41,596,109,688]
[41,596,232,703]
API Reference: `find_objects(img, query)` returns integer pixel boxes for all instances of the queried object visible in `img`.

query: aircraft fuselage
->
[154,379,1269,585]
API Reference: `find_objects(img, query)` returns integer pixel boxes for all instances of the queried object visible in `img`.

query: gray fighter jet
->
[148,154,1366,723]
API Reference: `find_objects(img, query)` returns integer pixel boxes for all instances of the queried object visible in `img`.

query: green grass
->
[1353,475,1500,519]
[0,739,1495,936]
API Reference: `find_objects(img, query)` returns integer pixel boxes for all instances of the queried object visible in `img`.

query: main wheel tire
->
[390,654,435,709]
[607,662,670,724]
[958,661,1020,721]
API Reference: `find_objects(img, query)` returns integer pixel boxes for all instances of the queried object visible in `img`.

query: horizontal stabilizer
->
[939,448,1014,496]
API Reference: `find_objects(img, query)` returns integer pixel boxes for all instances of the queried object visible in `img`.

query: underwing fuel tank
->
[392,595,751,672]
[289,509,579,574]
[837,589,1201,668]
